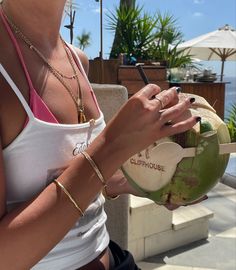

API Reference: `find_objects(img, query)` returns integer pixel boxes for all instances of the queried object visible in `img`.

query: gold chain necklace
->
[2,7,78,80]
[2,7,86,123]
[61,39,86,123]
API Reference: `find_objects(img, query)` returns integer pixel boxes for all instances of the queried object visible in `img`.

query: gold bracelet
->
[102,185,120,201]
[53,179,84,216]
[81,151,107,187]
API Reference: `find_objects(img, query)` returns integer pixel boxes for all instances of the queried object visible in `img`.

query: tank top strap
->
[0,8,34,91]
[0,64,34,120]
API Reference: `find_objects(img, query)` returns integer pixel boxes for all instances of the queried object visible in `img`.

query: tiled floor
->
[137,182,236,270]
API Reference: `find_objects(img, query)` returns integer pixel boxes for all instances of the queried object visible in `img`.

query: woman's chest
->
[3,120,105,203]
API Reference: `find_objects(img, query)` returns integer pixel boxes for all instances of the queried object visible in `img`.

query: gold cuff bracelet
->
[54,179,84,216]
[81,151,107,187]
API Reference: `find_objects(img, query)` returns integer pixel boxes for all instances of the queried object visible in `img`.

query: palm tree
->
[107,4,158,61]
[109,0,136,59]
[107,3,193,68]
[76,31,91,50]
[147,12,193,68]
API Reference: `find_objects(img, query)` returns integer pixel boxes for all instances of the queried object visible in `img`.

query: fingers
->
[156,94,201,137]
[161,115,201,137]
[136,85,199,136]
[163,203,180,211]
[164,194,208,210]
[137,85,180,111]
[138,84,161,99]
[163,195,208,210]
[152,87,180,110]
[159,97,195,125]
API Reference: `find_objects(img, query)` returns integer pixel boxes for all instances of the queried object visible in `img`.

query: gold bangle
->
[54,179,84,216]
[81,151,107,187]
[102,185,120,201]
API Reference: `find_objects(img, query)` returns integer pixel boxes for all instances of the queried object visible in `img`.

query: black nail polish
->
[165,121,172,126]
[196,116,201,122]
[190,97,195,103]
[176,87,181,93]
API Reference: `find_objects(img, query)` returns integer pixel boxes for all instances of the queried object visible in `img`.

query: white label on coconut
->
[123,142,186,191]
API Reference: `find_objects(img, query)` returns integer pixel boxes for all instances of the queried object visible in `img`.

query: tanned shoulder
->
[72,47,89,76]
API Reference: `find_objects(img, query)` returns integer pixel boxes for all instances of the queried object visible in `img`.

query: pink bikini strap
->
[0,8,34,91]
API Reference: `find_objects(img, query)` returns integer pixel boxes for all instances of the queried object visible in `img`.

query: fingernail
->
[190,97,195,103]
[165,120,172,126]
[176,87,181,93]
[196,116,201,122]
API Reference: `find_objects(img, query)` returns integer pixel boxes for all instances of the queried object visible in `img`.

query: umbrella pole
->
[220,59,225,81]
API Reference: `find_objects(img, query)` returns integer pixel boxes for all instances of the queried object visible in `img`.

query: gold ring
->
[155,96,164,110]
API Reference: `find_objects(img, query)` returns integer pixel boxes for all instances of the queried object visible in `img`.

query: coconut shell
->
[122,93,231,205]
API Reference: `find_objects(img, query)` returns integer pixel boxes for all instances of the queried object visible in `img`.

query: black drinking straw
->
[136,63,149,85]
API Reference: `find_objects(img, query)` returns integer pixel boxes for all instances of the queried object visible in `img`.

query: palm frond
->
[225,103,236,142]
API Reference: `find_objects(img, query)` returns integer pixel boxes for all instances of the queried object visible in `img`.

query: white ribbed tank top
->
[0,63,109,269]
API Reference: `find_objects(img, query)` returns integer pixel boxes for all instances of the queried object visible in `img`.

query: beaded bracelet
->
[81,151,107,187]
[54,179,84,216]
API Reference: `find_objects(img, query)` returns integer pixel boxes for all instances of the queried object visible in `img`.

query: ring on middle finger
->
[155,96,164,110]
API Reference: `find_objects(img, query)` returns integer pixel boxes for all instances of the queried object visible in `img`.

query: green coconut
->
[122,93,231,206]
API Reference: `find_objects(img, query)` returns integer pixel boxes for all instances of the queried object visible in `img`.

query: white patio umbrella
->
[177,24,236,81]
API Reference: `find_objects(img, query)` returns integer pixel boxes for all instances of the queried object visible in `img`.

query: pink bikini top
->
[0,8,90,124]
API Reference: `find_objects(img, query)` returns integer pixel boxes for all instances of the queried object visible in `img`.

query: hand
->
[87,84,200,183]
[105,171,182,210]
[105,171,208,211]
[105,170,144,198]
[102,84,200,165]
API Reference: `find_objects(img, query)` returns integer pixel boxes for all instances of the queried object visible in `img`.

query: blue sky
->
[61,0,236,77]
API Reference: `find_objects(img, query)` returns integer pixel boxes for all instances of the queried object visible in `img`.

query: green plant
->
[107,4,158,60]
[225,103,236,142]
[146,12,194,68]
[107,4,195,68]
[76,30,91,50]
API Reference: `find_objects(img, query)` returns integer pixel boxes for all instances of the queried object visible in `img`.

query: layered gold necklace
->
[1,7,86,123]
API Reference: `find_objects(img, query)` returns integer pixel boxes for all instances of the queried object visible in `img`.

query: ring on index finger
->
[155,96,164,110]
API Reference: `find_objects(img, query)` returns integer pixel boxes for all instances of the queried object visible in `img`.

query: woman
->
[0,0,200,269]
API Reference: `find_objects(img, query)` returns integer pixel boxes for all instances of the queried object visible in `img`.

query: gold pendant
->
[79,110,86,123]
